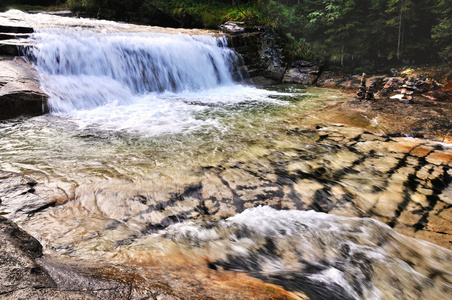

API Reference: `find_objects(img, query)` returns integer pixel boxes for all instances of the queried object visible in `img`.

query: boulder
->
[219,21,245,33]
[282,61,322,85]
[282,67,320,85]
[0,57,49,120]
[0,216,97,299]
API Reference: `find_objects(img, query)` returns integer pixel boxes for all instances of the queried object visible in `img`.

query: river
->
[0,10,451,300]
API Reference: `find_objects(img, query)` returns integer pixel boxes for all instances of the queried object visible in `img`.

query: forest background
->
[1,0,451,71]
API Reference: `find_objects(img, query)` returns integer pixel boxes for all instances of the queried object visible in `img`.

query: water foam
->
[28,28,288,135]
[160,206,452,300]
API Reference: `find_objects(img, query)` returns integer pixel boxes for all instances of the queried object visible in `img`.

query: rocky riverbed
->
[2,123,451,299]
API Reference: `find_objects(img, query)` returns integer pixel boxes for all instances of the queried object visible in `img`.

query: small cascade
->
[27,28,243,113]
[160,207,452,300]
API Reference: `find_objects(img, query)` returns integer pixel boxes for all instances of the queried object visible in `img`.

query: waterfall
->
[28,28,243,113]
[24,27,289,135]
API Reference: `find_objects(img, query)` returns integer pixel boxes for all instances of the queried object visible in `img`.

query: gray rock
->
[282,67,320,85]
[0,216,100,299]
[0,215,167,299]
[1,288,97,300]
[219,21,245,33]
[0,57,48,120]
[0,216,56,294]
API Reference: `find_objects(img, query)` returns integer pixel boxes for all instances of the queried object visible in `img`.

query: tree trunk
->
[341,43,345,67]
[397,0,404,60]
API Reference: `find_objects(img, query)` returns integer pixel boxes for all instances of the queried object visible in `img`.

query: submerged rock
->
[0,57,48,120]
[1,212,298,299]
[0,170,72,221]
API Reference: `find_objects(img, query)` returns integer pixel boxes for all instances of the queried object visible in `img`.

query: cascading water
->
[29,29,241,111]
[26,27,284,135]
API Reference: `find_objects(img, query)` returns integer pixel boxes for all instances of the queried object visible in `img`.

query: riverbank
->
[314,66,452,142]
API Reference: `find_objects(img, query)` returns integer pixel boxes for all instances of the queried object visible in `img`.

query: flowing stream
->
[0,10,451,299]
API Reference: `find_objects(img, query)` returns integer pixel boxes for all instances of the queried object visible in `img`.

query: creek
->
[0,10,451,300]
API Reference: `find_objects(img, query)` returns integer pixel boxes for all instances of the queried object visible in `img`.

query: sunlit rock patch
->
[196,125,452,249]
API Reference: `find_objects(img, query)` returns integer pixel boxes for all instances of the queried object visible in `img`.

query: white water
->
[158,206,452,300]
[28,28,286,135]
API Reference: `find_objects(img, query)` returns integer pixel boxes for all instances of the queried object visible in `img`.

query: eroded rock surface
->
[155,125,452,249]
[28,126,450,250]
[0,217,300,300]
[1,125,451,299]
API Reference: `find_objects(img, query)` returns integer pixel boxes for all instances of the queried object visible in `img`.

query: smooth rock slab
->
[0,216,54,294]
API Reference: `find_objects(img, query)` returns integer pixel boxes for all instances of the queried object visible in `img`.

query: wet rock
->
[0,170,71,221]
[0,39,34,56]
[0,19,35,56]
[0,24,33,34]
[0,216,95,299]
[0,215,181,299]
[0,57,49,120]
[231,27,285,82]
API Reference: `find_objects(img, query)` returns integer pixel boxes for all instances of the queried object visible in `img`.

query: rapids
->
[0,10,451,300]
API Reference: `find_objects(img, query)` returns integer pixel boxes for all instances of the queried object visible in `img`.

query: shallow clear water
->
[0,85,339,183]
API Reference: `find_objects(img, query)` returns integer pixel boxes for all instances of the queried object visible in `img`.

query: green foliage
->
[432,0,452,62]
[284,34,315,61]
[66,0,99,11]
[0,0,62,11]
[258,0,449,67]
[55,0,452,66]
